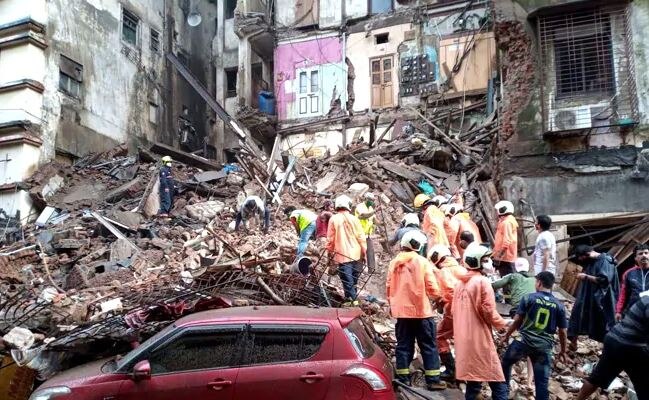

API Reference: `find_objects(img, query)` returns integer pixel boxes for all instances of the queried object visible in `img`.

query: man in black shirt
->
[576,295,649,399]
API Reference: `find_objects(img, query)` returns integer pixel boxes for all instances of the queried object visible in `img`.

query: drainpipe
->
[341,30,347,147]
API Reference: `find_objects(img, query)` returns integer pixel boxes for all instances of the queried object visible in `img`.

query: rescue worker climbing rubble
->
[421,195,450,248]
[283,206,317,256]
[493,200,519,278]
[386,230,447,391]
[428,244,467,381]
[449,244,508,400]
[327,195,366,306]
[235,195,270,232]
[157,156,174,217]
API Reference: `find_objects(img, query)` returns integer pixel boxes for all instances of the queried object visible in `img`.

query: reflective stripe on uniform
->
[396,369,410,375]
[424,369,440,376]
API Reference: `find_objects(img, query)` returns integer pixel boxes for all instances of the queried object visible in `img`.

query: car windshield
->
[115,323,176,371]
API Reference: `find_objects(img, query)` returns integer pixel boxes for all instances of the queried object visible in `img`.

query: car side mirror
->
[132,360,151,381]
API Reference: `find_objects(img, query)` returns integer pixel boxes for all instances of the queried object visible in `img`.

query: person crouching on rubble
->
[567,244,619,350]
[326,195,366,306]
[500,271,568,400]
[575,293,649,400]
[158,156,174,217]
[387,230,447,391]
[235,195,270,233]
[450,245,508,400]
[389,213,427,256]
[283,206,317,256]
[428,244,467,381]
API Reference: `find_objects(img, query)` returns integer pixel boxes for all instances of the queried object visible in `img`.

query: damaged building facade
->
[0,0,246,224]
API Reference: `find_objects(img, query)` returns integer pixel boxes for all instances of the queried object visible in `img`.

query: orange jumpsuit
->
[450,270,507,382]
[453,212,483,259]
[422,206,449,247]
[434,257,467,353]
[326,211,366,264]
[493,214,518,263]
[386,251,441,318]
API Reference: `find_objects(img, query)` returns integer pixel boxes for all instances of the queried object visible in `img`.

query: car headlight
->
[29,386,71,400]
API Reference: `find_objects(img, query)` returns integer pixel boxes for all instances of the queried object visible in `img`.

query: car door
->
[118,324,245,400]
[234,323,333,400]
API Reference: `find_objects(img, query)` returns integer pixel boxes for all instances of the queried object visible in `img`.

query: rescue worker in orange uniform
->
[493,200,519,278]
[451,205,482,260]
[443,204,462,259]
[449,245,508,400]
[387,230,447,391]
[327,195,367,306]
[428,244,467,381]
[420,195,450,247]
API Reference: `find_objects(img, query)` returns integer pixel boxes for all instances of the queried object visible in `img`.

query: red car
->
[30,306,396,400]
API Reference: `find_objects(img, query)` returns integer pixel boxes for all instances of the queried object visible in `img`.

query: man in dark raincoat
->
[568,244,619,349]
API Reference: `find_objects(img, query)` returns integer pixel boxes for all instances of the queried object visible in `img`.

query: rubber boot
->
[439,353,455,381]
[425,380,447,391]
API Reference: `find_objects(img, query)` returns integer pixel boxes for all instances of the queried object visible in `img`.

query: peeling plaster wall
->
[631,0,649,127]
[347,23,411,112]
[40,0,165,159]
[274,35,346,121]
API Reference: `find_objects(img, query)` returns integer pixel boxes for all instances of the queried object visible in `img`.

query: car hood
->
[39,358,116,389]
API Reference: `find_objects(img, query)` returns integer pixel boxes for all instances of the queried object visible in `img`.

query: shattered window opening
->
[225,0,237,19]
[226,68,238,98]
[375,33,389,45]
[150,28,161,53]
[122,8,139,47]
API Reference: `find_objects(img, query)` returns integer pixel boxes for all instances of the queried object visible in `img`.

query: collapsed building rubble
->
[0,104,636,399]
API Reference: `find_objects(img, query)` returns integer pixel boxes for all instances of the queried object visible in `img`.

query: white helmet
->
[334,195,353,211]
[495,200,514,215]
[445,203,463,216]
[401,213,420,227]
[439,204,449,214]
[464,245,493,269]
[515,258,530,272]
[428,244,451,263]
[400,230,427,252]
[431,195,448,207]
[363,192,376,200]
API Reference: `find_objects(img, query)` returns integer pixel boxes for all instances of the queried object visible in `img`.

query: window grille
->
[537,3,637,135]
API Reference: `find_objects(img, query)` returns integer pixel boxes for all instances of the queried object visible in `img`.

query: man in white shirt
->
[533,215,557,275]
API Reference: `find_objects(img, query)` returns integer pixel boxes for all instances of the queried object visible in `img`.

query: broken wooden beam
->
[90,212,139,252]
[150,141,221,171]
[378,160,422,182]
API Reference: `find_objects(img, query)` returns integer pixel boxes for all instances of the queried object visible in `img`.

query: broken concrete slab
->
[35,207,58,227]
[185,201,226,221]
[104,177,142,202]
[110,238,134,262]
[193,170,227,183]
[90,212,139,252]
[108,211,142,230]
[62,182,106,204]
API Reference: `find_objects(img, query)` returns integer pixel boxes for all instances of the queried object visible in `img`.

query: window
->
[344,318,376,359]
[225,0,236,19]
[226,68,238,97]
[122,8,139,46]
[310,71,319,93]
[149,102,158,124]
[375,33,389,44]
[538,5,637,133]
[148,328,243,374]
[299,72,307,94]
[150,28,160,52]
[244,325,327,365]
[58,55,83,98]
[370,0,393,15]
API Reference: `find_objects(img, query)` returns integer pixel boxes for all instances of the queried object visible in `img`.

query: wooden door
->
[371,56,393,109]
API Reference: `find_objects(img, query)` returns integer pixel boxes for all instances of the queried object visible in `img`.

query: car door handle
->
[299,372,325,382]
[207,379,232,390]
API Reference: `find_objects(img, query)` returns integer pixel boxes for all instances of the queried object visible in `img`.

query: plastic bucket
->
[291,256,312,276]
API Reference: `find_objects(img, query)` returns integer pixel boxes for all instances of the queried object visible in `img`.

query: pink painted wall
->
[274,36,343,120]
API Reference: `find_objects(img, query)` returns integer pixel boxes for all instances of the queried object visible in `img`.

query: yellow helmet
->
[413,194,431,209]
[161,156,172,165]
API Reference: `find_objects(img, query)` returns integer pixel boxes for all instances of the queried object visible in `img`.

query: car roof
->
[175,305,363,327]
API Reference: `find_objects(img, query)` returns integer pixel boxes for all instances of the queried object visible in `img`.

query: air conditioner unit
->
[552,106,592,131]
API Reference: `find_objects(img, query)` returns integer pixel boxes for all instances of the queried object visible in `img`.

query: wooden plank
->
[355,142,411,159]
[378,160,422,181]
[476,180,500,234]
[390,182,411,205]
[371,119,396,147]
[150,142,220,171]
[411,164,451,179]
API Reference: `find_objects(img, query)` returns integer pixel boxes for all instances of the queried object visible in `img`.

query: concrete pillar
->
[214,0,226,163]
[238,36,252,107]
